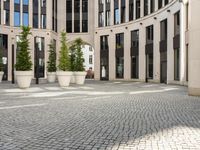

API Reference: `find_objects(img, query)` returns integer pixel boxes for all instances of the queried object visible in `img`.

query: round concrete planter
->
[47,72,56,83]
[70,72,76,84]
[74,71,87,85]
[56,71,72,87]
[15,71,33,89]
[0,71,4,83]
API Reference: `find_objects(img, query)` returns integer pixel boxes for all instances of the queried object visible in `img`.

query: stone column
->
[153,19,160,82]
[188,0,200,96]
[94,34,100,80]
[80,0,82,32]
[29,0,33,28]
[1,0,3,24]
[140,0,144,18]
[154,0,158,11]
[167,14,174,84]
[139,25,145,82]
[133,0,136,20]
[124,28,131,80]
[46,0,52,30]
[110,0,114,25]
[125,0,129,22]
[10,0,14,26]
[109,32,116,80]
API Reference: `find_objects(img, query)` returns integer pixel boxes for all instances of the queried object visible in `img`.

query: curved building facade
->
[0,0,200,95]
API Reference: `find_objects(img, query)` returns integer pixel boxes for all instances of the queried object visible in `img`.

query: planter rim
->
[74,71,87,75]
[15,71,33,76]
[56,71,73,76]
[47,72,56,74]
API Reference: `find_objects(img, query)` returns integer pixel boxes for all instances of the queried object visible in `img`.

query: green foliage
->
[58,31,70,71]
[15,26,32,71]
[69,43,76,71]
[73,38,85,71]
[47,40,57,72]
[0,47,3,71]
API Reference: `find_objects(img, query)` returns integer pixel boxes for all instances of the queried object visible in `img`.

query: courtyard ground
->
[0,81,200,150]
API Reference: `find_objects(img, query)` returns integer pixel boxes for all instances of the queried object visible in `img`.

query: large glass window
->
[129,0,133,21]
[52,0,57,32]
[116,33,124,79]
[158,0,162,9]
[114,0,120,25]
[174,48,180,81]
[74,0,80,32]
[144,0,148,16]
[131,30,139,79]
[136,0,140,19]
[174,11,180,36]
[150,0,155,13]
[3,0,10,25]
[160,19,167,41]
[66,0,72,33]
[121,0,125,23]
[23,13,29,26]
[82,0,88,32]
[14,12,20,27]
[33,0,38,28]
[23,0,29,5]
[35,37,45,78]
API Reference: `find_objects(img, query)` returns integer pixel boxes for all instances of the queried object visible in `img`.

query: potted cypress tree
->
[0,47,4,83]
[47,40,57,83]
[56,31,72,87]
[15,26,33,88]
[73,38,87,85]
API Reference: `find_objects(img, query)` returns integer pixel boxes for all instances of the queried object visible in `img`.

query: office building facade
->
[0,0,200,95]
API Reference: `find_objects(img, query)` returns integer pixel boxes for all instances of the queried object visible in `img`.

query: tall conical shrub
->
[15,26,32,71]
[47,40,56,72]
[74,38,85,71]
[58,31,70,71]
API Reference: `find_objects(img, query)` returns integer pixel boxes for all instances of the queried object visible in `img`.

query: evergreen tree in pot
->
[0,47,4,83]
[15,26,33,88]
[47,40,57,83]
[56,31,72,87]
[73,38,87,85]
[69,43,76,83]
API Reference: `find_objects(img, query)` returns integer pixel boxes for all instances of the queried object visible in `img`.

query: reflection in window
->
[116,33,124,79]
[14,12,20,27]
[23,13,29,26]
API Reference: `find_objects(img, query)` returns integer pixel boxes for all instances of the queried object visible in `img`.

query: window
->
[66,0,72,33]
[41,14,46,29]
[158,0,162,9]
[74,0,80,32]
[23,13,29,26]
[82,0,88,32]
[129,0,134,21]
[114,0,120,24]
[146,25,153,43]
[144,0,148,16]
[23,0,29,5]
[14,12,20,27]
[136,0,140,19]
[105,10,110,26]
[33,0,38,28]
[99,12,104,27]
[174,11,180,36]
[131,30,139,79]
[174,48,180,81]
[150,0,155,13]
[160,19,167,41]
[89,55,93,64]
[52,0,57,32]
[121,0,125,23]
[4,0,10,25]
[14,0,20,4]
[116,33,124,79]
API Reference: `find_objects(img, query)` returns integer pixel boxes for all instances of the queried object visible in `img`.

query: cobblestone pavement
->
[0,81,200,150]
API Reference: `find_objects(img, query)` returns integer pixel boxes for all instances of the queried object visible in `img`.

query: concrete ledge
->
[188,87,200,96]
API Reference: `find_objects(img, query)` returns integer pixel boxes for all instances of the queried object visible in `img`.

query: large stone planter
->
[47,72,56,83]
[70,72,76,84]
[0,71,4,83]
[15,71,33,89]
[56,71,72,87]
[74,71,87,85]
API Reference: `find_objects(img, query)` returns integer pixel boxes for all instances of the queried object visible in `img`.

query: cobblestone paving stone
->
[0,81,200,150]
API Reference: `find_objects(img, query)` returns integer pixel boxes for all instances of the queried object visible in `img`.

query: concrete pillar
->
[188,0,200,96]
[1,0,3,24]
[110,0,114,25]
[180,2,187,84]
[94,0,99,28]
[154,20,160,82]
[10,0,14,26]
[154,0,158,11]
[119,0,121,24]
[148,0,151,15]
[29,0,33,28]
[38,0,41,28]
[94,34,100,80]
[124,28,131,80]
[20,0,23,26]
[133,0,136,20]
[167,14,174,84]
[139,25,145,82]
[125,0,129,22]
[46,0,52,30]
[140,0,144,18]
[109,32,115,80]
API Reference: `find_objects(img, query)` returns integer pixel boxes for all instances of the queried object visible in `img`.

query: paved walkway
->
[0,81,200,150]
